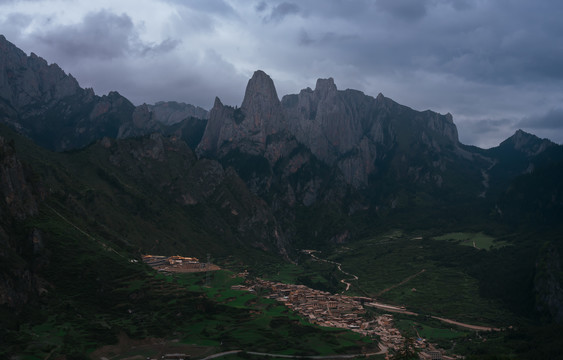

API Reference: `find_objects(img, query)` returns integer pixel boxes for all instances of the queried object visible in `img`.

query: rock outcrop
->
[282,79,460,187]
[148,101,208,125]
[197,70,292,163]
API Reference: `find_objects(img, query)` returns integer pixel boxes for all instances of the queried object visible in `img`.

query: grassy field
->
[303,230,520,327]
[433,232,509,251]
[243,229,518,327]
[171,270,379,356]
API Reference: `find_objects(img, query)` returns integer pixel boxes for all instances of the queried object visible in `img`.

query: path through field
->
[376,269,426,297]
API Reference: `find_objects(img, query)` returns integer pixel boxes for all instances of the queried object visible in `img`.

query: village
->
[141,254,460,359]
[233,277,460,360]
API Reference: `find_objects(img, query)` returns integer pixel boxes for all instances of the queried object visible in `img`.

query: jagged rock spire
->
[198,70,287,159]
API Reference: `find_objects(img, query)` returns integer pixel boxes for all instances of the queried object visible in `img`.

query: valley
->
[1,34,563,359]
[84,235,508,360]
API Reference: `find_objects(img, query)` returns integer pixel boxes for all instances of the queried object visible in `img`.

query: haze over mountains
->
[1,35,563,358]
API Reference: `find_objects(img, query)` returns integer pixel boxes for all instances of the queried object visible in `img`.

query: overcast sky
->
[1,0,562,148]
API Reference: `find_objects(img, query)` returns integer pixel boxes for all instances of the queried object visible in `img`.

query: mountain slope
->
[0,35,207,151]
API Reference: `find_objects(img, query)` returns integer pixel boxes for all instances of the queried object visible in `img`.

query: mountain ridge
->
[2,36,561,235]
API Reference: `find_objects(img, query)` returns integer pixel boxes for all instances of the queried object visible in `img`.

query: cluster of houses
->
[141,255,217,273]
[142,255,199,266]
[231,277,463,359]
[241,278,411,353]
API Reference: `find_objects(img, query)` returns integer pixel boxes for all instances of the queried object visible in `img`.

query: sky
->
[1,0,562,148]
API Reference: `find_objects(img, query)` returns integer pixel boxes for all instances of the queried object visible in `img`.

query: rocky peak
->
[240,70,285,135]
[198,71,288,160]
[501,129,554,156]
[241,70,279,110]
[0,36,80,109]
[213,96,223,109]
[314,78,337,98]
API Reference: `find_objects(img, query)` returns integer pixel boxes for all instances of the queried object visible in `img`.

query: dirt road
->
[431,316,501,332]
[376,269,426,297]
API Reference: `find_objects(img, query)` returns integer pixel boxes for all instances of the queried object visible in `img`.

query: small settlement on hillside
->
[142,255,220,273]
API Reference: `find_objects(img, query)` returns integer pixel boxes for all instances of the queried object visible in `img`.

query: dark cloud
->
[376,0,427,21]
[266,2,300,23]
[295,0,563,90]
[297,29,358,47]
[295,0,374,20]
[139,38,181,56]
[298,29,314,46]
[162,0,236,15]
[440,0,473,11]
[32,10,178,60]
[33,11,135,60]
[255,1,267,12]
[0,12,32,38]
[519,109,563,130]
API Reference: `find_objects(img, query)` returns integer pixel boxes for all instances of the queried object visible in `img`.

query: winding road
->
[304,250,357,292]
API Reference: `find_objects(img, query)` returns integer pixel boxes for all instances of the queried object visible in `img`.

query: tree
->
[395,336,418,360]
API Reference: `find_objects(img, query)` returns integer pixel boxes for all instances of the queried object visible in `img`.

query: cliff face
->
[0,135,45,309]
[282,80,460,187]
[200,70,461,189]
[282,80,388,187]
[197,70,293,163]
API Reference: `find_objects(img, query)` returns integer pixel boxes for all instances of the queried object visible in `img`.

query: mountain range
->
[1,35,563,358]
